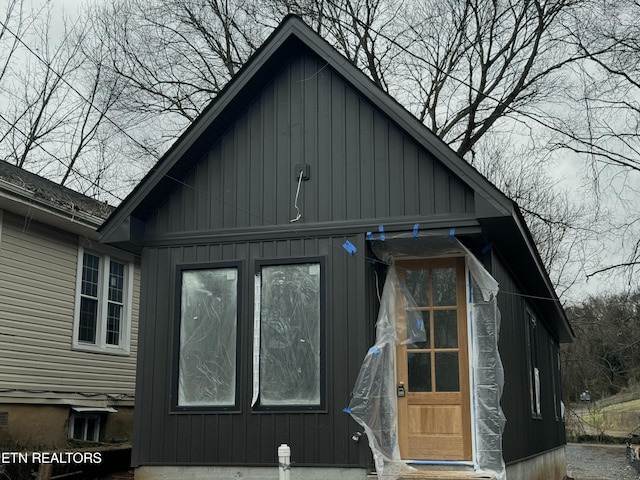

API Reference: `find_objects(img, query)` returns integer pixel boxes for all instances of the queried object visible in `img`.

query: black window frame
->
[252,256,326,413]
[525,306,542,419]
[171,261,243,413]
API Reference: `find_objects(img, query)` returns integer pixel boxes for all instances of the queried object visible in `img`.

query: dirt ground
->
[566,443,640,480]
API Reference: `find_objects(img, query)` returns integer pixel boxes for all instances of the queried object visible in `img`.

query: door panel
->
[396,257,471,461]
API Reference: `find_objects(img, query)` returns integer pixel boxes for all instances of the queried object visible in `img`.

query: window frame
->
[525,306,542,419]
[72,245,134,355]
[68,413,101,442]
[171,261,243,413]
[252,256,326,413]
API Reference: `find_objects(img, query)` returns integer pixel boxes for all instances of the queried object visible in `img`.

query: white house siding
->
[0,211,139,406]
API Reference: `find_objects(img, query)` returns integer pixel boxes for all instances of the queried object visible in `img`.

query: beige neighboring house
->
[0,160,139,448]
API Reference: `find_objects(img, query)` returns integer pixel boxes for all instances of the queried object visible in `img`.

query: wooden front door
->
[396,257,472,461]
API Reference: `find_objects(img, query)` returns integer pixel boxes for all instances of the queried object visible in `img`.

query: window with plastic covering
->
[526,307,542,418]
[172,262,241,412]
[254,258,324,411]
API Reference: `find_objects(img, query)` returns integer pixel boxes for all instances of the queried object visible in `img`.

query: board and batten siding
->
[490,250,566,463]
[132,235,372,467]
[144,50,474,238]
[0,211,139,403]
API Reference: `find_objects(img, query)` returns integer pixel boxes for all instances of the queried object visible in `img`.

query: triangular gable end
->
[98,15,571,343]
[99,15,514,247]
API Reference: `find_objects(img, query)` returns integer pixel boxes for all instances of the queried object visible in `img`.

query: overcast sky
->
[31,0,640,302]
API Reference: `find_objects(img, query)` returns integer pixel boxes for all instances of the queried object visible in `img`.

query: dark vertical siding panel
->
[175,415,191,461]
[331,76,346,221]
[290,56,303,185]
[189,415,205,462]
[418,151,434,215]
[303,414,319,461]
[182,170,196,231]
[288,413,304,462]
[345,84,360,220]
[132,247,157,465]
[169,188,183,233]
[449,174,466,213]
[465,188,474,213]
[141,247,162,462]
[209,143,223,229]
[359,100,375,219]
[276,66,291,226]
[157,248,181,462]
[249,100,264,227]
[195,159,211,230]
[236,114,250,228]
[316,67,332,222]
[433,164,450,214]
[259,414,276,463]
[373,111,389,218]
[203,415,219,460]
[217,415,234,460]
[262,82,277,226]
[388,127,403,216]
[302,56,319,224]
[222,128,237,228]
[154,200,170,236]
[403,139,419,216]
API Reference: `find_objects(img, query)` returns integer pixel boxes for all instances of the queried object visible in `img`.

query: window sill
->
[72,344,130,356]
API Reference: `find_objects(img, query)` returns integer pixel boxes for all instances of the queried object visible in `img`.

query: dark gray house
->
[99,15,573,480]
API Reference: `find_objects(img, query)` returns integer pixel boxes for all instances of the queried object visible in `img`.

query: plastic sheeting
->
[252,263,322,407]
[178,268,238,406]
[346,235,506,480]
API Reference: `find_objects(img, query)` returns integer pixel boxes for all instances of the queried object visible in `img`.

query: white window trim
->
[72,243,134,355]
[68,413,101,442]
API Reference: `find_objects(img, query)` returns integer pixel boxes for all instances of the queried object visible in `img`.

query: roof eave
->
[0,180,103,238]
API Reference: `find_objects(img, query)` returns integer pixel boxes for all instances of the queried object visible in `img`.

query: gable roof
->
[0,160,112,237]
[99,15,515,240]
[97,15,572,342]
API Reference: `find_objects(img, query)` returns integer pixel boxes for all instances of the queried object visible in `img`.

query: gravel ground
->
[566,443,640,480]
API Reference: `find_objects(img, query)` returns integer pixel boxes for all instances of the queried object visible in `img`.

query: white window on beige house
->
[72,245,134,355]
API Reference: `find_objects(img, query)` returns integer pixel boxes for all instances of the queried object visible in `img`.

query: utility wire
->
[0,11,571,305]
[0,111,124,202]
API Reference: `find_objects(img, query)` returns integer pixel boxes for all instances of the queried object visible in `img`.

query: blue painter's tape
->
[416,319,423,329]
[369,346,381,355]
[413,223,420,238]
[449,227,456,243]
[343,240,357,255]
[378,225,385,241]
[481,243,493,254]
[343,408,352,414]
[366,231,374,241]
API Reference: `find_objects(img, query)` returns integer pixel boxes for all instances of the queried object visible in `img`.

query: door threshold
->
[367,462,496,480]
[406,461,475,467]
[367,471,494,480]
[397,472,494,479]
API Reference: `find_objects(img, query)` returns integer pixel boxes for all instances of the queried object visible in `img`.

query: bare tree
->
[0,1,125,202]
[562,290,640,402]
[548,0,640,281]
[77,0,605,292]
